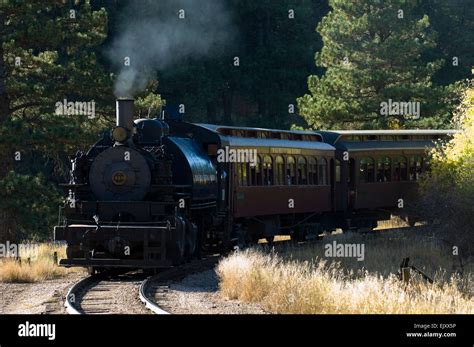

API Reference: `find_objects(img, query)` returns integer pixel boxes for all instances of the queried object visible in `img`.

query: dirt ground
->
[153,269,267,314]
[0,269,265,314]
[0,272,86,314]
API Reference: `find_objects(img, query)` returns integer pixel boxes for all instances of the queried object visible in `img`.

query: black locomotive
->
[54,99,456,271]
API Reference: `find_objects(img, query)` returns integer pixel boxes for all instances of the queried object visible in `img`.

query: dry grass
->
[217,230,474,314]
[0,243,81,283]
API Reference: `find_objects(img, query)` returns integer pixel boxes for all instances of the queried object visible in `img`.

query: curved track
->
[137,257,220,314]
[66,257,219,315]
[65,271,150,314]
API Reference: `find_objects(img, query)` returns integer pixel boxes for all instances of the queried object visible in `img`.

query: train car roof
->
[191,124,457,152]
[221,136,336,151]
[318,129,458,145]
[193,123,334,151]
[194,123,323,138]
[318,130,457,151]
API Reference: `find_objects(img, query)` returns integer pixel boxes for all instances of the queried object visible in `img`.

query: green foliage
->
[135,90,164,119]
[297,0,463,130]
[0,0,112,240]
[424,81,474,191]
[420,0,474,86]
[419,80,474,260]
[0,172,62,241]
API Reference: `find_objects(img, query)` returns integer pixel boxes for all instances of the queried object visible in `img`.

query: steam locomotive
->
[54,99,456,272]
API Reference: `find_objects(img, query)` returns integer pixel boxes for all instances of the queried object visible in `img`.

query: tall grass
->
[217,231,473,314]
[0,243,80,283]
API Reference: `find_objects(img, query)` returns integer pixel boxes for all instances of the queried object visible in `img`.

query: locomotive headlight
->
[112,126,128,142]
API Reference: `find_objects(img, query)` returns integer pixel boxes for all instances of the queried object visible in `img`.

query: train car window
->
[367,157,375,182]
[297,157,307,185]
[376,157,391,182]
[247,131,257,138]
[318,157,328,185]
[263,155,273,186]
[359,157,375,183]
[237,163,248,186]
[343,135,360,142]
[393,156,408,181]
[286,156,296,185]
[249,161,257,185]
[237,163,242,185]
[335,159,341,183]
[308,157,318,185]
[275,156,285,185]
[253,156,262,185]
[409,155,423,181]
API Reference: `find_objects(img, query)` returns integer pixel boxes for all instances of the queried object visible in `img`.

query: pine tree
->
[421,0,474,86]
[0,0,112,241]
[297,0,460,130]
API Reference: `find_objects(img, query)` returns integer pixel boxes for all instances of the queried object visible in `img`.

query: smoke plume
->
[107,0,234,97]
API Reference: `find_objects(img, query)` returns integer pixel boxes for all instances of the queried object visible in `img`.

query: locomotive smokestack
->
[116,98,134,131]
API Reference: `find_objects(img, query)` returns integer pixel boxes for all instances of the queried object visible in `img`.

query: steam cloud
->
[107,0,234,97]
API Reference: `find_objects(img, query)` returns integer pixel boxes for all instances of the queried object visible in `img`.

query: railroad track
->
[65,271,150,314]
[139,256,220,314]
[65,257,219,315]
